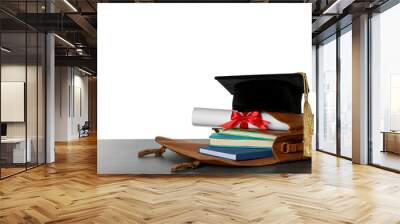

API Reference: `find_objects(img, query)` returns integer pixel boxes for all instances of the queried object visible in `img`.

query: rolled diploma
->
[192,107,289,131]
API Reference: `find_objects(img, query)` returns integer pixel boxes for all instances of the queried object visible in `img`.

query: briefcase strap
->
[171,161,201,172]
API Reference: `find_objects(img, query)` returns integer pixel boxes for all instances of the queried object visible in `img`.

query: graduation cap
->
[215,73,306,114]
[215,72,313,157]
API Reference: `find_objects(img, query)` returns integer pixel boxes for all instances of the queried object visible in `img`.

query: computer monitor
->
[1,123,7,137]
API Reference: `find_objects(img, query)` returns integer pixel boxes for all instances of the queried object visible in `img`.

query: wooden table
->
[1,138,32,164]
[382,131,400,154]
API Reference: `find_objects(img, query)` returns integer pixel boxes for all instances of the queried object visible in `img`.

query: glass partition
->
[27,31,38,169]
[0,2,46,179]
[38,32,45,165]
[0,31,28,177]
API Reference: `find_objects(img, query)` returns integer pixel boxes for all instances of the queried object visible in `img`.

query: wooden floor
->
[1,135,400,224]
[1,167,26,178]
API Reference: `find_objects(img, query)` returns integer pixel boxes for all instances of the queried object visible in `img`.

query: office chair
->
[79,121,90,138]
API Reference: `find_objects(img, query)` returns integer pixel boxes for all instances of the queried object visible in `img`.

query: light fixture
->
[76,48,86,55]
[78,67,93,76]
[54,34,75,48]
[322,0,355,15]
[1,47,11,53]
[63,0,78,12]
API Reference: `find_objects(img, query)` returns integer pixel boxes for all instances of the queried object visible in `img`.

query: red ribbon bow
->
[220,111,270,130]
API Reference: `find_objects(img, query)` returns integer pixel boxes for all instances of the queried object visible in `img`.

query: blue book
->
[199,146,273,161]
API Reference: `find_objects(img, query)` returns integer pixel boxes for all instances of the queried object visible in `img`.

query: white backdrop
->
[98,3,311,139]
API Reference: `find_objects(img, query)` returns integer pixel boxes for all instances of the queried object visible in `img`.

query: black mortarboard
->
[215,73,306,114]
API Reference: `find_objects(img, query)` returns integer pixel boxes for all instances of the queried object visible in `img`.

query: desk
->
[382,131,400,154]
[1,138,31,163]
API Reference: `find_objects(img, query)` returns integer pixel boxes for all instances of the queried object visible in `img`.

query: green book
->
[209,133,275,148]
[216,128,276,141]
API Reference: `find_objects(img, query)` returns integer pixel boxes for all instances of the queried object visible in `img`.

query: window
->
[370,3,400,171]
[317,36,337,154]
[339,28,352,158]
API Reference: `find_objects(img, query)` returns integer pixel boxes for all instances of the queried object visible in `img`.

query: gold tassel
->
[300,72,313,157]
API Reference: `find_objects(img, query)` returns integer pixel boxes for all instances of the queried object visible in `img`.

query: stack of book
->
[199,129,276,161]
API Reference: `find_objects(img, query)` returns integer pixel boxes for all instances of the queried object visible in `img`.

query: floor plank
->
[0,135,400,224]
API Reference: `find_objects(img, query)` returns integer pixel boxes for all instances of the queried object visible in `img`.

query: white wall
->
[72,73,89,138]
[55,67,89,141]
[98,3,312,140]
[55,67,69,141]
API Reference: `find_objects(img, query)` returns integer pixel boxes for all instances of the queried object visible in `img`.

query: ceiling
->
[0,0,392,75]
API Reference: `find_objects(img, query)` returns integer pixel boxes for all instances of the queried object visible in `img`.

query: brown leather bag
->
[138,130,309,172]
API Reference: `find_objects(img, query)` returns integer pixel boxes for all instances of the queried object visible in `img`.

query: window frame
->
[315,24,353,160]
[367,0,400,173]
